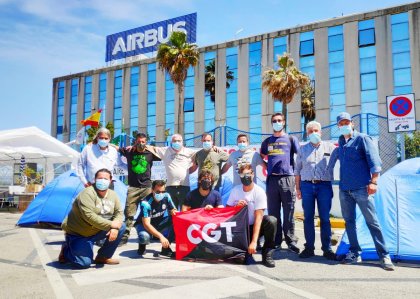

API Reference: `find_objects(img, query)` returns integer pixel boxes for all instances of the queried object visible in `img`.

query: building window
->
[113,69,123,134]
[84,76,92,119]
[300,39,314,56]
[226,47,238,145]
[391,12,412,95]
[69,78,78,141]
[184,66,195,146]
[99,72,107,124]
[358,29,375,47]
[273,36,287,113]
[328,25,345,137]
[147,63,156,140]
[130,66,139,135]
[359,19,378,135]
[248,41,262,137]
[165,72,175,141]
[204,51,216,132]
[56,81,65,141]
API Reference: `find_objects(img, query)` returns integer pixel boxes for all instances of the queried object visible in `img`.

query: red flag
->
[80,109,102,127]
[173,206,249,261]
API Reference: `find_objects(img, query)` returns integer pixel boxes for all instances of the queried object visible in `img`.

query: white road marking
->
[113,276,264,299]
[29,228,73,299]
[225,264,325,299]
[72,260,211,286]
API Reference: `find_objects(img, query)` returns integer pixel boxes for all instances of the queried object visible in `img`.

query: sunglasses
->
[239,173,253,178]
[154,191,166,194]
[272,119,283,123]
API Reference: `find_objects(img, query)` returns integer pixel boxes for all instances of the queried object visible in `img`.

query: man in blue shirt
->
[330,112,394,270]
[295,121,336,260]
[135,180,177,257]
[260,113,300,254]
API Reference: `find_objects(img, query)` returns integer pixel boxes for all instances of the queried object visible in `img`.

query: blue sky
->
[0,0,414,134]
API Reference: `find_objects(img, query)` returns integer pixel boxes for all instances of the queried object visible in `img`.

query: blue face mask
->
[238,142,248,151]
[308,133,322,144]
[98,139,109,148]
[171,141,182,151]
[202,141,212,150]
[339,125,353,136]
[95,178,110,191]
[154,192,165,201]
[272,122,284,132]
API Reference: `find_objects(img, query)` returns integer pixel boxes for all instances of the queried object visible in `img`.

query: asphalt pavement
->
[1,212,419,299]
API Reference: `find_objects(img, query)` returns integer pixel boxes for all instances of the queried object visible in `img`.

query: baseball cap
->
[336,112,351,124]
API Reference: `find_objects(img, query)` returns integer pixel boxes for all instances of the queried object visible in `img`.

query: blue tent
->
[17,170,128,228]
[336,158,420,262]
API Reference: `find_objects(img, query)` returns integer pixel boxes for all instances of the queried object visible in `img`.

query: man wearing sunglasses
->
[260,113,300,254]
[134,180,177,258]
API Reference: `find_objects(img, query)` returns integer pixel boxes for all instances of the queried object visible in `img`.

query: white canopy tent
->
[0,127,79,185]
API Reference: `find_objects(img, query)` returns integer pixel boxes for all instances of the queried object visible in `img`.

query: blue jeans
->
[301,181,333,252]
[339,187,389,257]
[63,223,126,269]
[135,217,174,245]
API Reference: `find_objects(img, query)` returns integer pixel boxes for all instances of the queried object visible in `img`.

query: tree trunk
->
[283,102,288,131]
[177,83,185,138]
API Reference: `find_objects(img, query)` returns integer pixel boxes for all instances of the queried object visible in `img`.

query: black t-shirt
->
[184,189,222,210]
[119,147,160,188]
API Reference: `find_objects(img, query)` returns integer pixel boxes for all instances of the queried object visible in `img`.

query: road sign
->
[386,93,416,133]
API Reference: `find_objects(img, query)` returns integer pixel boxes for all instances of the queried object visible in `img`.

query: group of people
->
[58,111,394,271]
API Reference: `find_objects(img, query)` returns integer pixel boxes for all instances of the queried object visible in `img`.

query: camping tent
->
[0,126,79,185]
[17,170,128,228]
[336,157,420,262]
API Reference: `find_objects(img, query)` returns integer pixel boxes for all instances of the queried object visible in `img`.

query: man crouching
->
[59,168,125,268]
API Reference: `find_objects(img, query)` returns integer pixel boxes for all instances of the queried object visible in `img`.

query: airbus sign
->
[105,13,197,62]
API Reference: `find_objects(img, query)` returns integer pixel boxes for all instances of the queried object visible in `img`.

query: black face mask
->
[200,179,212,190]
[240,175,253,186]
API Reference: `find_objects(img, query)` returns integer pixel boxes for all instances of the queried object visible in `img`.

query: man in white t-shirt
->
[227,164,277,268]
[153,134,196,209]
[221,134,266,186]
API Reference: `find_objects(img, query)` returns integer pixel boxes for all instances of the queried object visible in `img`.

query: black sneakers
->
[299,248,315,258]
[137,244,146,255]
[287,244,300,254]
[262,249,276,268]
[323,250,337,261]
[160,247,176,258]
[118,236,128,247]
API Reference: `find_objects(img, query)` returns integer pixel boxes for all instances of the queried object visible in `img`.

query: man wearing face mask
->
[227,165,277,267]
[135,180,177,257]
[59,169,125,268]
[329,112,394,270]
[182,170,224,211]
[77,128,121,189]
[222,134,266,187]
[153,134,196,209]
[294,121,336,260]
[190,133,229,190]
[260,113,300,253]
[118,133,161,246]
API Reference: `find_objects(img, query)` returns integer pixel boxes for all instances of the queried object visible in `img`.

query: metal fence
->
[145,113,418,173]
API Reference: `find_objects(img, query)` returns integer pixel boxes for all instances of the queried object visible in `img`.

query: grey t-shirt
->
[228,149,265,186]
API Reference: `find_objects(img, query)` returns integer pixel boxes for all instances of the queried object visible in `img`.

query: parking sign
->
[386,93,416,133]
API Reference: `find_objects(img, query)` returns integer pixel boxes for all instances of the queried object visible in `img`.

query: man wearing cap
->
[330,112,394,270]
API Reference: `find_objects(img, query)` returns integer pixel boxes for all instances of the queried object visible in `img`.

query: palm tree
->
[204,60,234,102]
[157,31,199,137]
[301,83,316,139]
[262,53,310,129]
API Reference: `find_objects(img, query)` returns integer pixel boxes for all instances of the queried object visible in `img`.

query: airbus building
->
[52,2,420,147]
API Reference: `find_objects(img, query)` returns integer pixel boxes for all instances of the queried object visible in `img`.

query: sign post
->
[386,93,416,133]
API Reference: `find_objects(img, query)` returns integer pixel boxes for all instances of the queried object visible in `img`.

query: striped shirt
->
[294,141,336,181]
